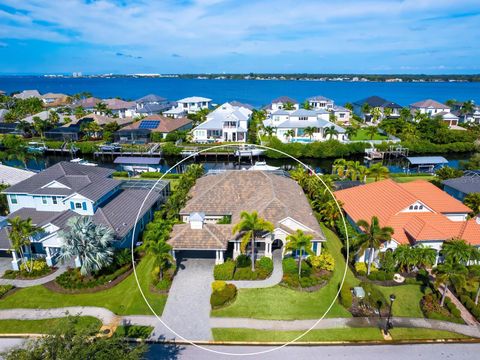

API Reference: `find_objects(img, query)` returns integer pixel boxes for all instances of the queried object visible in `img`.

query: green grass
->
[376,285,428,318]
[350,129,388,141]
[212,327,467,342]
[0,256,167,315]
[0,317,102,334]
[114,325,153,339]
[211,225,359,320]
[391,175,435,183]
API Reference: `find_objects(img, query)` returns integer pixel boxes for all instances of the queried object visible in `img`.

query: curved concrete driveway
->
[0,264,68,288]
[229,249,283,289]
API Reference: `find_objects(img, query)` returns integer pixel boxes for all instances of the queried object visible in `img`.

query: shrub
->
[233,267,258,280]
[257,257,273,273]
[139,172,163,179]
[112,171,129,177]
[309,252,335,271]
[471,306,480,319]
[155,278,172,290]
[235,254,251,268]
[213,260,235,280]
[0,285,13,298]
[282,257,297,275]
[17,260,50,278]
[300,261,312,278]
[355,262,377,275]
[212,280,226,292]
[360,282,387,310]
[339,284,353,309]
[210,283,237,309]
[162,142,182,156]
[299,276,318,288]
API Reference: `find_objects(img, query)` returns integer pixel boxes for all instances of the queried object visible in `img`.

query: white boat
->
[26,142,47,153]
[234,145,265,157]
[70,158,98,166]
[248,161,279,171]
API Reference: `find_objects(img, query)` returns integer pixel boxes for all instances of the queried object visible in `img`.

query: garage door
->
[177,250,216,260]
[0,250,10,257]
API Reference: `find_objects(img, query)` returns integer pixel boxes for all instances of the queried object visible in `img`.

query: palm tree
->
[333,158,348,178]
[413,245,437,269]
[355,216,394,275]
[324,126,339,140]
[367,163,390,181]
[16,120,33,137]
[263,126,276,137]
[302,101,312,110]
[442,238,475,265]
[461,100,475,116]
[346,161,365,181]
[33,117,51,138]
[283,102,295,110]
[345,126,358,140]
[303,126,316,140]
[232,211,274,271]
[394,245,415,273]
[284,230,314,278]
[400,107,412,121]
[7,217,40,272]
[329,112,337,124]
[94,102,108,115]
[361,103,371,120]
[283,129,295,142]
[383,107,392,119]
[434,262,467,307]
[366,125,378,139]
[142,240,174,280]
[74,106,86,119]
[468,267,480,305]
[58,216,114,276]
[344,103,353,112]
[464,193,480,218]
[49,110,60,125]
[314,199,342,229]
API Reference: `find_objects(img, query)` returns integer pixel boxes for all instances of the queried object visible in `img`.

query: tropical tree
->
[399,107,412,121]
[345,126,358,139]
[303,126,316,140]
[58,216,114,276]
[74,106,86,119]
[16,120,33,137]
[346,160,366,181]
[383,107,392,119]
[314,199,342,229]
[468,266,480,305]
[464,193,480,218]
[329,112,337,124]
[263,126,276,137]
[434,262,467,306]
[142,240,174,280]
[302,101,312,110]
[435,166,463,181]
[461,100,475,116]
[393,245,416,273]
[361,103,371,119]
[344,102,353,112]
[324,125,339,140]
[355,216,394,275]
[49,110,60,125]
[94,101,108,114]
[413,245,437,269]
[366,125,378,139]
[333,158,348,178]
[284,230,314,278]
[33,117,51,138]
[367,163,390,181]
[283,102,295,110]
[441,238,476,265]
[232,211,274,271]
[7,216,40,272]
[283,129,295,142]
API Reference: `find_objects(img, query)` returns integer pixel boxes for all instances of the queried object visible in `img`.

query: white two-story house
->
[164,96,212,118]
[264,96,299,114]
[263,109,347,143]
[0,162,169,270]
[191,102,252,142]
[409,99,460,128]
[306,95,351,124]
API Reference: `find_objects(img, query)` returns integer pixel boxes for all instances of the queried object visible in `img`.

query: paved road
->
[228,249,283,289]
[0,258,10,278]
[146,343,480,360]
[0,307,117,324]
[161,257,215,341]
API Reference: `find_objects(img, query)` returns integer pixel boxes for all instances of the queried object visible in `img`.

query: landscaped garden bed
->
[280,253,334,291]
[114,325,153,339]
[421,292,463,324]
[150,263,176,294]
[211,281,237,310]
[0,285,14,299]
[2,260,54,280]
[213,255,273,281]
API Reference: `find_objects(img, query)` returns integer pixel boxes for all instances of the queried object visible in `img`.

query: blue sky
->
[0,0,479,74]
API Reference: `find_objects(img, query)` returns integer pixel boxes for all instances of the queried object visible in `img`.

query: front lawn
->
[114,325,153,339]
[376,284,426,318]
[212,327,468,342]
[350,129,388,141]
[0,317,102,334]
[211,226,359,320]
[0,256,167,315]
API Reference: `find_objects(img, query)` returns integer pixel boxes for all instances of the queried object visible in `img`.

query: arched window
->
[414,205,419,210]
[419,205,424,210]
[409,205,414,210]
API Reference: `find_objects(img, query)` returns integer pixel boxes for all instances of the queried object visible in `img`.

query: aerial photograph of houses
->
[0,1,480,359]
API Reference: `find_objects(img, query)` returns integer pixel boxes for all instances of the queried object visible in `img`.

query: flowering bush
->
[354,262,377,275]
[309,252,335,271]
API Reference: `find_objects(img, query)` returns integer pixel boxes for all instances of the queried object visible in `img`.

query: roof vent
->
[189,212,205,229]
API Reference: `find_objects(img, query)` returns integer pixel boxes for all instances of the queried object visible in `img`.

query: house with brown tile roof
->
[335,179,480,266]
[168,170,326,264]
[114,115,192,144]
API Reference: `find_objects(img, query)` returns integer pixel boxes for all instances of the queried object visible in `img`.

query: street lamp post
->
[384,294,396,335]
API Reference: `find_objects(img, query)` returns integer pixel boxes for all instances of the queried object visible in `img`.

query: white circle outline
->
[130,143,350,356]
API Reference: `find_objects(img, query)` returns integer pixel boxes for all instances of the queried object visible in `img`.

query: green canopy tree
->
[355,216,394,275]
[284,230,314,278]
[367,163,390,181]
[324,125,339,140]
[464,193,480,218]
[142,240,174,280]
[283,102,295,110]
[366,125,378,139]
[434,262,467,306]
[441,238,476,265]
[232,211,274,271]
[7,216,40,272]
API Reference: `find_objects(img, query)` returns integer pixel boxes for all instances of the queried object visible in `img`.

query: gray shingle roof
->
[307,95,333,102]
[442,176,480,195]
[4,162,116,203]
[114,157,162,165]
[353,96,402,109]
[93,189,161,239]
[135,94,167,103]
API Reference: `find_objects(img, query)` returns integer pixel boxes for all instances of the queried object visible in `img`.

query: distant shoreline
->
[1,74,480,83]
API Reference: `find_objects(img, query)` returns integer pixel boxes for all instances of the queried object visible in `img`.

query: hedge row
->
[210,283,237,309]
[459,294,480,320]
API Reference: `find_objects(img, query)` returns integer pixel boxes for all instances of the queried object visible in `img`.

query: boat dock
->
[94,143,162,157]
[365,145,409,161]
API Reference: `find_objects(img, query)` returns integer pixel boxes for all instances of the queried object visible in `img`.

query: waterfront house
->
[191,102,252,143]
[263,108,347,143]
[352,96,402,122]
[0,164,34,186]
[114,115,192,143]
[409,99,461,128]
[307,95,334,110]
[168,170,326,264]
[13,90,42,100]
[264,96,299,113]
[135,94,172,115]
[164,96,212,118]
[21,110,72,125]
[442,174,480,201]
[335,179,480,266]
[103,98,137,118]
[77,97,101,111]
[0,162,169,269]
[41,93,69,107]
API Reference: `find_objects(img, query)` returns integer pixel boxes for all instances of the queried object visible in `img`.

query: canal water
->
[4,152,472,175]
